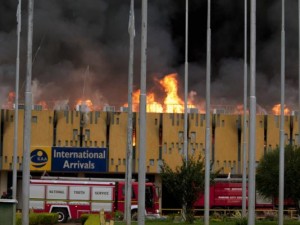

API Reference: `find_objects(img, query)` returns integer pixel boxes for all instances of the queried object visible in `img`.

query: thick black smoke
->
[0,0,299,112]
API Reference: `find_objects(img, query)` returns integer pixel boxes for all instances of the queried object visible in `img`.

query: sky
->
[0,0,299,112]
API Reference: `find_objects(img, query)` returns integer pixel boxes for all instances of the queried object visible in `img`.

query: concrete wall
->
[214,115,239,174]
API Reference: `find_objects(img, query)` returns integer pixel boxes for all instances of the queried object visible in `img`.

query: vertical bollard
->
[100,209,105,225]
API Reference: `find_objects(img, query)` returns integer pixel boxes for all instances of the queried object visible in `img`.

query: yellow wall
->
[0,109,298,175]
[108,112,127,173]
[159,113,185,170]
[82,111,107,148]
[240,115,266,168]
[214,114,239,174]
[256,115,265,162]
[2,110,53,170]
[240,115,248,173]
[145,113,161,173]
[135,113,161,173]
[31,110,54,146]
[291,114,299,146]
[266,115,290,152]
[188,113,206,160]
[2,110,24,170]
[55,111,81,147]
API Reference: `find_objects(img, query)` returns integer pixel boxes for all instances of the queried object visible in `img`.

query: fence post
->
[100,209,105,225]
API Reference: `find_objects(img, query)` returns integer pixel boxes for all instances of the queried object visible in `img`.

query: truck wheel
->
[131,210,138,221]
[52,208,69,223]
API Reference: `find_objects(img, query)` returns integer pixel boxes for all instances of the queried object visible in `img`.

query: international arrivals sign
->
[30,147,107,172]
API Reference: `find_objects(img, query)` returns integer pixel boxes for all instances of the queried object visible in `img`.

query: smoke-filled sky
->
[0,0,299,112]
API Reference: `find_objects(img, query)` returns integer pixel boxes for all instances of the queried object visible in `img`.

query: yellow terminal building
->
[0,108,298,209]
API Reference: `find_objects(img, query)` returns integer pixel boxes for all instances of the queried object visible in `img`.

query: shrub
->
[16,213,21,225]
[114,210,124,221]
[80,214,90,225]
[235,217,248,225]
[84,214,99,225]
[15,213,58,225]
[38,213,58,224]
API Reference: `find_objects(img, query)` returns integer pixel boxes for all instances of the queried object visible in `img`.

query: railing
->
[161,208,299,220]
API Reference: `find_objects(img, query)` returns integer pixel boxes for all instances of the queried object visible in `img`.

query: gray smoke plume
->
[0,0,299,112]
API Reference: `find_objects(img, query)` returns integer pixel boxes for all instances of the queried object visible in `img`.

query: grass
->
[110,221,300,225]
[83,215,300,225]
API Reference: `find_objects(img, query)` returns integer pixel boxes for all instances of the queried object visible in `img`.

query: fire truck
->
[29,177,160,222]
[194,178,296,210]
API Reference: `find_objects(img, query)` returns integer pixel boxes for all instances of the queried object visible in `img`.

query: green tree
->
[160,155,218,223]
[256,144,300,210]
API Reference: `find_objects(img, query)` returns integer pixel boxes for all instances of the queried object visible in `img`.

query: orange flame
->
[2,91,15,109]
[37,101,48,110]
[159,73,184,113]
[76,99,94,111]
[272,104,290,115]
[234,104,246,114]
[160,73,196,113]
[126,90,163,113]
[125,73,196,113]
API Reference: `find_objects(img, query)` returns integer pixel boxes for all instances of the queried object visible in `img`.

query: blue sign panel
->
[51,147,107,172]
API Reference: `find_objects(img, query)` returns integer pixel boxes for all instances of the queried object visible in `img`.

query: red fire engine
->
[194,178,296,210]
[29,177,160,222]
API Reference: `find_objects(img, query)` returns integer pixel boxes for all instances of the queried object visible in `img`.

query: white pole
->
[248,0,256,224]
[13,0,22,200]
[298,0,300,146]
[204,0,211,224]
[22,0,34,225]
[278,0,285,224]
[242,0,248,218]
[125,0,135,224]
[138,0,147,225]
[183,0,189,163]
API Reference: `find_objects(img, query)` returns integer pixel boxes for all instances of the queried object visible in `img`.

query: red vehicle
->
[29,177,160,222]
[194,178,293,210]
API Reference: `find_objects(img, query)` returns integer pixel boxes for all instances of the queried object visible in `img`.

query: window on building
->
[149,159,154,166]
[178,131,184,142]
[178,148,182,154]
[32,116,38,123]
[190,132,196,141]
[163,143,167,154]
[191,148,195,155]
[85,129,90,140]
[73,129,78,140]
